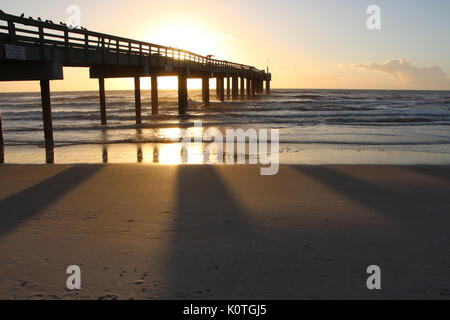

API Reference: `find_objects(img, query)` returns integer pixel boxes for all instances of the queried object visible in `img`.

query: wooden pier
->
[0,11,271,163]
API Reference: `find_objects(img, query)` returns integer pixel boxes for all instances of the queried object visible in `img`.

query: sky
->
[1,0,450,91]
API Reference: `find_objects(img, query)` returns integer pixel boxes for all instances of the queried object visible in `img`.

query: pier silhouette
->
[0,11,271,163]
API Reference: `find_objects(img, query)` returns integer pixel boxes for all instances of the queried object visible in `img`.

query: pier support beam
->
[217,76,225,101]
[0,113,4,163]
[266,79,271,94]
[151,76,159,115]
[246,78,251,99]
[99,77,107,125]
[251,79,256,97]
[40,80,54,164]
[240,76,245,100]
[134,76,142,124]
[226,76,231,99]
[178,73,188,115]
[232,76,239,100]
[202,76,210,107]
[216,77,220,99]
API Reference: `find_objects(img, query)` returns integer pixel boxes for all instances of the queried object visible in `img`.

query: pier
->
[0,11,271,163]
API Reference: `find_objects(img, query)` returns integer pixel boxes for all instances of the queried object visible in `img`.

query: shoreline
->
[2,142,450,165]
[0,164,449,299]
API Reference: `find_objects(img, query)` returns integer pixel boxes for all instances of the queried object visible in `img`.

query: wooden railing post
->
[7,21,16,43]
[84,33,89,60]
[128,42,131,64]
[157,47,161,66]
[38,25,44,58]
[116,40,120,64]
[101,37,106,63]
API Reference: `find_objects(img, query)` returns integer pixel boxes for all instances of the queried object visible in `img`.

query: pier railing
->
[0,11,263,74]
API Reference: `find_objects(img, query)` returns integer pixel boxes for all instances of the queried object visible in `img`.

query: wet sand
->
[0,164,449,299]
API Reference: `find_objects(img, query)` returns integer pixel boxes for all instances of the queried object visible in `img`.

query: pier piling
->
[246,78,251,99]
[226,76,231,99]
[40,80,54,164]
[178,73,188,115]
[202,76,210,107]
[99,77,107,125]
[151,76,159,115]
[218,76,225,101]
[240,77,245,100]
[134,76,142,124]
[232,76,239,100]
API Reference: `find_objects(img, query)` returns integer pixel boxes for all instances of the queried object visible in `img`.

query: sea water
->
[0,89,449,164]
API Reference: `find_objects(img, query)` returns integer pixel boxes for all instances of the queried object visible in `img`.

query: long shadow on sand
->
[169,166,300,299]
[167,165,450,299]
[407,165,450,181]
[167,166,369,299]
[292,165,450,224]
[0,165,102,237]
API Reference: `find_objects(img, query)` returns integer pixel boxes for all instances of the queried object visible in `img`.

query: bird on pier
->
[37,17,42,21]
[20,13,25,18]
[80,27,88,31]
[59,22,67,27]
[29,16,33,20]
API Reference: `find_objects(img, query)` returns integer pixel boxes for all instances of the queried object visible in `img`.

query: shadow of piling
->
[0,165,103,237]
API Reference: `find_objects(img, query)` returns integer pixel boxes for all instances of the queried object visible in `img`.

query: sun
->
[132,20,230,90]
[140,19,227,60]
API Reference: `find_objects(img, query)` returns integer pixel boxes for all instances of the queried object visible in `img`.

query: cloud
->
[342,59,450,90]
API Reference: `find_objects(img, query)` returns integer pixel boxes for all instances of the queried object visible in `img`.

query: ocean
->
[1,89,450,164]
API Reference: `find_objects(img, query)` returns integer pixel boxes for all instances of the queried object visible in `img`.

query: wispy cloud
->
[342,59,450,90]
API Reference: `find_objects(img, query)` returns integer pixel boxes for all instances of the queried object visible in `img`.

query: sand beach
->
[0,164,449,299]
